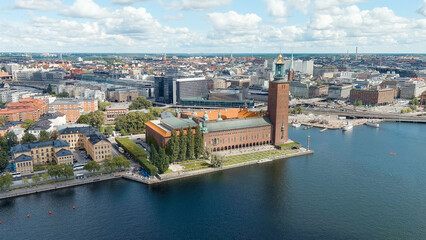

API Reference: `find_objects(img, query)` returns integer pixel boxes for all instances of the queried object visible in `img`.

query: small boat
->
[366,121,380,128]
[342,123,353,131]
[292,123,301,128]
[389,152,397,155]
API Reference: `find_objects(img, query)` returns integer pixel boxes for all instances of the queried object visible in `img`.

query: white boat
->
[342,124,353,131]
[291,123,301,128]
[365,121,380,128]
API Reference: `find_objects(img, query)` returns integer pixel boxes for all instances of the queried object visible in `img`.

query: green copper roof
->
[161,117,198,130]
[206,117,271,132]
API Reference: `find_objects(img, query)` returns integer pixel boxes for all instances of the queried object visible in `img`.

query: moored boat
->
[342,123,353,131]
[366,121,380,128]
[292,123,301,128]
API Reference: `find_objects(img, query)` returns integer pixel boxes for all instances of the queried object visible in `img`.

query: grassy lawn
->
[179,159,210,172]
[162,169,173,174]
[277,142,300,147]
[224,149,297,166]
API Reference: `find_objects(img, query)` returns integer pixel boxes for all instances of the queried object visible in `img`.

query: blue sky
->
[0,0,425,53]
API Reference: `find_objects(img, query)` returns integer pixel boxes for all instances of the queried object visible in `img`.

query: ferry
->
[342,123,353,131]
[365,121,380,128]
[291,123,301,128]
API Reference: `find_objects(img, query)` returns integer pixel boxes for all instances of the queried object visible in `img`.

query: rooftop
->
[206,117,271,132]
[12,140,70,154]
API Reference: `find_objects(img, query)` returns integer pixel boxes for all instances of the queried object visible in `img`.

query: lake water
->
[0,122,425,239]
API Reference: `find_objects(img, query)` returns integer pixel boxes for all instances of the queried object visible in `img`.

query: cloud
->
[164,14,185,21]
[313,0,365,10]
[14,0,63,11]
[169,0,231,11]
[264,0,310,17]
[418,0,426,16]
[61,0,110,19]
[112,0,153,5]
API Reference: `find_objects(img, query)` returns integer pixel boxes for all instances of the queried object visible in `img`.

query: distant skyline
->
[0,0,425,53]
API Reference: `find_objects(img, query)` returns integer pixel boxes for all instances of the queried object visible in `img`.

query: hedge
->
[115,137,158,176]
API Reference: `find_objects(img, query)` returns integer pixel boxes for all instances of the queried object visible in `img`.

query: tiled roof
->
[58,126,109,145]
[15,154,33,163]
[11,140,70,154]
[28,120,52,131]
[183,108,261,121]
[206,117,271,132]
[56,148,73,157]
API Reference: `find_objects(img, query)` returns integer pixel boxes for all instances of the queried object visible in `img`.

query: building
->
[349,88,395,105]
[421,91,426,105]
[49,98,97,123]
[11,140,73,174]
[400,81,426,99]
[105,102,130,121]
[107,88,139,102]
[0,98,48,122]
[290,81,309,98]
[328,84,352,99]
[0,121,23,137]
[146,53,291,151]
[208,78,229,89]
[309,85,329,98]
[57,126,111,162]
[155,76,208,104]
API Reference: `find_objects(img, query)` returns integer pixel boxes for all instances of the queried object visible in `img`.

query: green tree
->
[50,130,59,140]
[167,129,179,163]
[22,177,29,184]
[157,147,169,174]
[129,96,152,110]
[112,156,130,170]
[179,128,187,161]
[0,172,13,190]
[148,107,163,117]
[103,155,116,173]
[194,125,203,159]
[210,154,225,168]
[46,84,53,94]
[0,150,9,171]
[6,132,18,148]
[0,116,7,126]
[77,111,104,130]
[98,101,112,111]
[150,144,159,167]
[186,126,194,159]
[84,160,101,173]
[21,132,37,144]
[115,112,155,135]
[39,130,50,142]
[76,114,90,125]
[260,109,267,116]
[61,164,74,179]
[31,174,41,184]
[47,165,62,179]
[204,147,212,160]
[42,172,50,181]
[103,126,114,137]
[22,119,36,130]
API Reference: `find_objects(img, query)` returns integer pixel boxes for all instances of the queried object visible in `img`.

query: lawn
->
[179,159,210,172]
[224,149,297,166]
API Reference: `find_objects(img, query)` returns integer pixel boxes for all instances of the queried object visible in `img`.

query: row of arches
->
[211,141,272,152]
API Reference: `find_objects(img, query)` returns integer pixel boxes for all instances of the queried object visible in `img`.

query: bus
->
[118,147,124,153]
[11,172,21,178]
[73,164,85,171]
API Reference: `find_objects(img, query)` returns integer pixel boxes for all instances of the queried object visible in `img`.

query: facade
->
[155,76,208,104]
[290,81,309,98]
[328,84,352,99]
[0,121,23,137]
[105,102,130,121]
[349,88,395,105]
[0,98,48,122]
[11,140,73,174]
[309,85,329,98]
[208,78,229,89]
[107,88,139,102]
[400,82,426,99]
[146,53,291,151]
[58,126,111,162]
[49,98,97,123]
[421,91,426,105]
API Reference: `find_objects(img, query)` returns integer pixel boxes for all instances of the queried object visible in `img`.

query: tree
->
[0,172,13,191]
[115,112,155,135]
[194,125,203,159]
[22,177,29,184]
[179,128,187,161]
[47,165,62,179]
[260,109,267,116]
[186,126,194,159]
[50,130,59,140]
[98,101,112,111]
[46,84,53,94]
[409,97,420,106]
[39,130,50,142]
[61,164,74,179]
[157,147,169,174]
[84,160,101,173]
[150,144,159,167]
[129,96,152,110]
[0,117,7,126]
[167,130,179,163]
[42,172,50,181]
[21,132,37,144]
[31,174,41,184]
[103,126,114,137]
[22,119,36,130]
[210,154,225,168]
[149,107,163,118]
[112,156,130,170]
[77,111,104,130]
[6,132,18,148]
[103,155,116,173]
[76,114,90,125]
[0,150,9,171]
[204,147,212,160]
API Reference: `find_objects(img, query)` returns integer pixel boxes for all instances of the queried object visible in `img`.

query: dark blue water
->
[0,123,425,239]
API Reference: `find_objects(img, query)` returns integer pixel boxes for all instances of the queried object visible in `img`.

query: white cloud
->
[164,14,185,21]
[313,0,365,10]
[169,0,231,11]
[61,0,110,19]
[264,0,310,17]
[418,0,426,16]
[112,0,153,5]
[14,0,63,11]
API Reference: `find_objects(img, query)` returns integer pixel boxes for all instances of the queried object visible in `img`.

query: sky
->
[0,0,425,53]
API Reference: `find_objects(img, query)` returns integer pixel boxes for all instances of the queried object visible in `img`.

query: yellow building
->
[58,126,112,162]
[12,140,73,174]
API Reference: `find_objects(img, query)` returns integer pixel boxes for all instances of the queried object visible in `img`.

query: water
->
[0,122,425,239]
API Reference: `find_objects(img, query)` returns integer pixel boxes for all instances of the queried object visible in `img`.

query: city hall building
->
[146,54,290,151]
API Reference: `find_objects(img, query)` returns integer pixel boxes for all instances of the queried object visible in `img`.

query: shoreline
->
[0,150,313,200]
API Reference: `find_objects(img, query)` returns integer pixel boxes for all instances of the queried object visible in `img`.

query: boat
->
[292,123,301,128]
[342,123,353,131]
[365,121,380,128]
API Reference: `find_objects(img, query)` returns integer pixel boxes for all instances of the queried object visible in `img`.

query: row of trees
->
[76,111,105,131]
[150,146,169,174]
[166,125,204,162]
[115,112,155,135]
[129,96,152,110]
[0,172,13,190]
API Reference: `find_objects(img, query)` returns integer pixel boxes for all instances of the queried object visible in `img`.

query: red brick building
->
[349,88,395,105]
[146,54,291,151]
[0,98,48,122]
[49,98,98,123]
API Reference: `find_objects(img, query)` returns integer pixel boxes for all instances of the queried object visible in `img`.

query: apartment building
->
[0,98,48,122]
[11,140,73,174]
[49,98,98,123]
[105,102,130,121]
[58,126,111,162]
